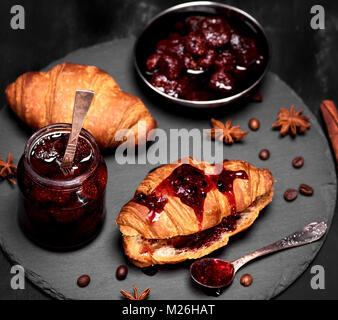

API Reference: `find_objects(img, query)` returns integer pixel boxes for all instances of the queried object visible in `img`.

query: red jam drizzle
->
[156,164,213,226]
[210,170,248,215]
[133,192,168,223]
[133,164,248,227]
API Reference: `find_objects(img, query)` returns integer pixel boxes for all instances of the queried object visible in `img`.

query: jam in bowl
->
[134,1,270,108]
[17,123,108,250]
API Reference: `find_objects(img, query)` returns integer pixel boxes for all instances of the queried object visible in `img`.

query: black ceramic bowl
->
[134,1,270,108]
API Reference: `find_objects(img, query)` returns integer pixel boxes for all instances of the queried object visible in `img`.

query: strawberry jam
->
[211,170,248,215]
[191,258,234,288]
[144,14,267,100]
[143,214,240,252]
[30,132,93,180]
[170,215,240,250]
[17,124,108,250]
[133,163,248,228]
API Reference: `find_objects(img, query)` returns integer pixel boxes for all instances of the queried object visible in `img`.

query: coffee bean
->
[240,274,253,287]
[259,149,270,160]
[299,184,314,196]
[142,265,158,276]
[292,156,304,169]
[77,275,90,288]
[284,189,298,201]
[248,118,260,131]
[116,265,128,280]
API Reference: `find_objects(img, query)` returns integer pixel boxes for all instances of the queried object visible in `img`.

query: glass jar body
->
[17,124,108,250]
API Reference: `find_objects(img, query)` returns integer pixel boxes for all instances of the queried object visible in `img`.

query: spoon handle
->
[61,90,94,169]
[231,221,327,273]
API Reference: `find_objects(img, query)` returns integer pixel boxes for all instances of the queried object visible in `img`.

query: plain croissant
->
[116,158,274,267]
[5,62,157,149]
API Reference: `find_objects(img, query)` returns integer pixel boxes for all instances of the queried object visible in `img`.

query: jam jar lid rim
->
[23,123,101,189]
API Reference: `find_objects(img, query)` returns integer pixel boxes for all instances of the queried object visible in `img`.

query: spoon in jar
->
[61,89,94,174]
[190,221,327,290]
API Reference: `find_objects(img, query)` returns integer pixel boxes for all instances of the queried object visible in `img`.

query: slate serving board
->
[0,37,336,300]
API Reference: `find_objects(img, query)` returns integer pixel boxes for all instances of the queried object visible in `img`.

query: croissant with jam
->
[116,158,274,267]
[5,62,157,149]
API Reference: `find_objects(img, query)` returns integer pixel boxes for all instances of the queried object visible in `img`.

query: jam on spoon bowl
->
[134,1,270,108]
[190,221,327,290]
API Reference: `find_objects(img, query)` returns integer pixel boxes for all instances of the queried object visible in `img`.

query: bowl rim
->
[134,1,271,108]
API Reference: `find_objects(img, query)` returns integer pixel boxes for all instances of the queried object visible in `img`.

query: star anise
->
[272,105,311,136]
[208,118,248,144]
[120,285,150,300]
[0,153,17,185]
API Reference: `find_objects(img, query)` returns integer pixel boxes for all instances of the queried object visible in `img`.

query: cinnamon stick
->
[320,100,338,163]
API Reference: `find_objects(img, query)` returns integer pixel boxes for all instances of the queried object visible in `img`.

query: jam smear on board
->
[133,163,248,227]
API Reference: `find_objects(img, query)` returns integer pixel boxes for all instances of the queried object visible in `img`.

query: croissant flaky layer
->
[116,158,274,240]
[5,62,157,149]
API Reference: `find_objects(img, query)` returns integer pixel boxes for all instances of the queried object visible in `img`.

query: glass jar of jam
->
[17,123,108,250]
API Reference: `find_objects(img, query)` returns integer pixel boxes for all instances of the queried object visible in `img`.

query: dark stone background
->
[0,0,337,300]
